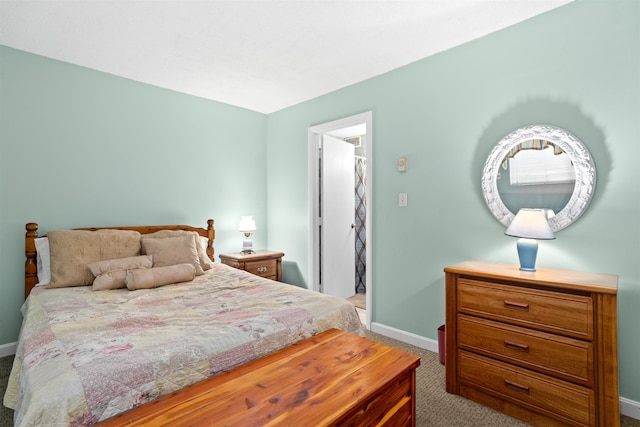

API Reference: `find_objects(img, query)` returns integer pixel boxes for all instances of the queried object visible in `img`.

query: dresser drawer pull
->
[504,379,530,394]
[504,340,529,352]
[503,300,529,311]
[257,266,267,273]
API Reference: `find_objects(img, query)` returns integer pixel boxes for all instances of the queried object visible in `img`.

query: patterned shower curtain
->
[354,157,366,293]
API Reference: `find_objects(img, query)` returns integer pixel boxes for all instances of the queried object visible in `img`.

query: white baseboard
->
[370,321,438,353]
[369,322,640,421]
[0,341,17,358]
[621,397,640,420]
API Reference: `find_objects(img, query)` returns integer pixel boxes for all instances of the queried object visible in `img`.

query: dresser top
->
[444,260,618,294]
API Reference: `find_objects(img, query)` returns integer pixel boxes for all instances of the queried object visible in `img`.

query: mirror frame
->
[482,124,596,232]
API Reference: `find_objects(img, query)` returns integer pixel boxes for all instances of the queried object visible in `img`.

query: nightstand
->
[219,250,284,282]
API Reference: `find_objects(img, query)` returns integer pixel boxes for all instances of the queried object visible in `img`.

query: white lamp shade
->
[505,208,555,240]
[238,216,256,232]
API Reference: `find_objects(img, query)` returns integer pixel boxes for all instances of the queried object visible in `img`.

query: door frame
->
[307,111,373,328]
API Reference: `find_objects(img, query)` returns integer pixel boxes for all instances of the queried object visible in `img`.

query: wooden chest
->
[97,328,420,426]
[445,261,618,427]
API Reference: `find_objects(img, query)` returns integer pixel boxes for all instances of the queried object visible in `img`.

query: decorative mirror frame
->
[482,124,596,232]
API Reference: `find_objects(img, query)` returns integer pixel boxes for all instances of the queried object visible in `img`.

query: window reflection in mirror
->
[496,141,576,216]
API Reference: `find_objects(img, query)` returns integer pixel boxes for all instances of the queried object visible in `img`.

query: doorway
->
[307,111,373,328]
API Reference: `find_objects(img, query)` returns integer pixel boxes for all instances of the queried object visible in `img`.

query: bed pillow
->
[125,263,196,290]
[199,236,215,268]
[88,255,153,291]
[140,234,204,275]
[47,229,142,288]
[143,230,212,270]
[34,237,51,286]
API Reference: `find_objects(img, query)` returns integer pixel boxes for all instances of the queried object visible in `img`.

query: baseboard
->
[370,321,438,353]
[369,322,640,421]
[0,341,17,358]
[621,397,640,420]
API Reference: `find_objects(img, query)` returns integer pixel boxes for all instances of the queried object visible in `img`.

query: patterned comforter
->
[4,263,364,426]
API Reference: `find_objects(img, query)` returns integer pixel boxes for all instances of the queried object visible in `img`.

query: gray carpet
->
[1,336,639,426]
[1,356,13,427]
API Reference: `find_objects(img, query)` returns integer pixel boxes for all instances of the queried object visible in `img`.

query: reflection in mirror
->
[497,140,575,215]
[482,125,596,232]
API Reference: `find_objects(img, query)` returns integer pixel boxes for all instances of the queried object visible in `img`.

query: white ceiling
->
[0,0,573,114]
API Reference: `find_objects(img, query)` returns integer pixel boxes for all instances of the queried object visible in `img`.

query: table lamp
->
[505,208,555,272]
[238,216,256,254]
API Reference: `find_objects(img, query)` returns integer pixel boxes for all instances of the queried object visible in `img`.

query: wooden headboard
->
[25,219,215,299]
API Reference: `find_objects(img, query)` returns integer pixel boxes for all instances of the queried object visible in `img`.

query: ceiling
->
[0,0,573,114]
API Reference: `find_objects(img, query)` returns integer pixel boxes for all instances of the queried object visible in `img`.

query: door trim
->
[307,111,373,328]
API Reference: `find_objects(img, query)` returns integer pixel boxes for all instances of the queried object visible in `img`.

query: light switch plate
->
[399,193,408,207]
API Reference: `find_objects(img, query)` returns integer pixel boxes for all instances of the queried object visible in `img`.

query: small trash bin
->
[437,324,445,365]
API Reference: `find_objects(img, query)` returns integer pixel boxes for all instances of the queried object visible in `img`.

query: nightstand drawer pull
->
[504,379,530,394]
[257,266,267,273]
[503,300,529,311]
[504,340,529,352]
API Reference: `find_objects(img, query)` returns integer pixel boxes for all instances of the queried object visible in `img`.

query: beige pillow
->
[143,230,212,271]
[47,229,141,288]
[88,255,153,291]
[141,235,204,275]
[125,264,196,290]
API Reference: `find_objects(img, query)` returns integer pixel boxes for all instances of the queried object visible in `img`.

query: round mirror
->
[482,125,596,232]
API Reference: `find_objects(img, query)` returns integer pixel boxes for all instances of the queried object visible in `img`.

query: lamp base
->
[516,238,538,272]
[241,233,254,254]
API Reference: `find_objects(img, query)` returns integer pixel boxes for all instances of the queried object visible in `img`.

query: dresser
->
[96,328,421,427]
[445,261,618,427]
[219,250,284,281]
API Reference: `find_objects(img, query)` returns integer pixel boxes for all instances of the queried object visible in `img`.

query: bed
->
[4,219,364,426]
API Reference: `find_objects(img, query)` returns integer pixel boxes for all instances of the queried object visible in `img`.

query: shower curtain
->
[354,157,366,293]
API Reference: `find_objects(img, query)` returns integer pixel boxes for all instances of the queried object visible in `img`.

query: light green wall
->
[1,0,638,405]
[0,46,268,343]
[266,0,640,401]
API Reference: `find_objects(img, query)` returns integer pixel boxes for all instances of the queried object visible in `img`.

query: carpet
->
[346,292,366,309]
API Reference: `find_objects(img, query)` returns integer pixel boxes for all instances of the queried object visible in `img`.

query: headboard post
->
[25,222,39,299]
[207,219,215,261]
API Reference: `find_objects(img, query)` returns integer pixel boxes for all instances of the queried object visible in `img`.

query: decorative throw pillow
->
[140,235,204,275]
[88,255,153,291]
[47,229,142,288]
[125,263,196,290]
[143,230,212,271]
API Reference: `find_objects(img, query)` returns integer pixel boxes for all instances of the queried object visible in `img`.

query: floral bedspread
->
[4,263,364,426]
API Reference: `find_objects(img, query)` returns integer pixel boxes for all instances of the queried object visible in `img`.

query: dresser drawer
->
[458,314,593,386]
[458,279,593,339]
[245,259,277,279]
[459,351,595,426]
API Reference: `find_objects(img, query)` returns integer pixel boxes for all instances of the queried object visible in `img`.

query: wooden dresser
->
[220,250,284,281]
[97,328,420,427]
[445,261,618,427]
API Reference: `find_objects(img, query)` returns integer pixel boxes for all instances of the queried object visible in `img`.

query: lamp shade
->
[238,216,256,233]
[505,209,555,240]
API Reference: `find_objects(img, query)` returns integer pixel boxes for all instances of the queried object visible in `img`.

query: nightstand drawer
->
[245,259,277,279]
[458,314,593,386]
[459,351,595,426]
[458,279,593,339]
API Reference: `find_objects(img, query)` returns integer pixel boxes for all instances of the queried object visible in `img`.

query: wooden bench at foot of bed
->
[97,328,421,427]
